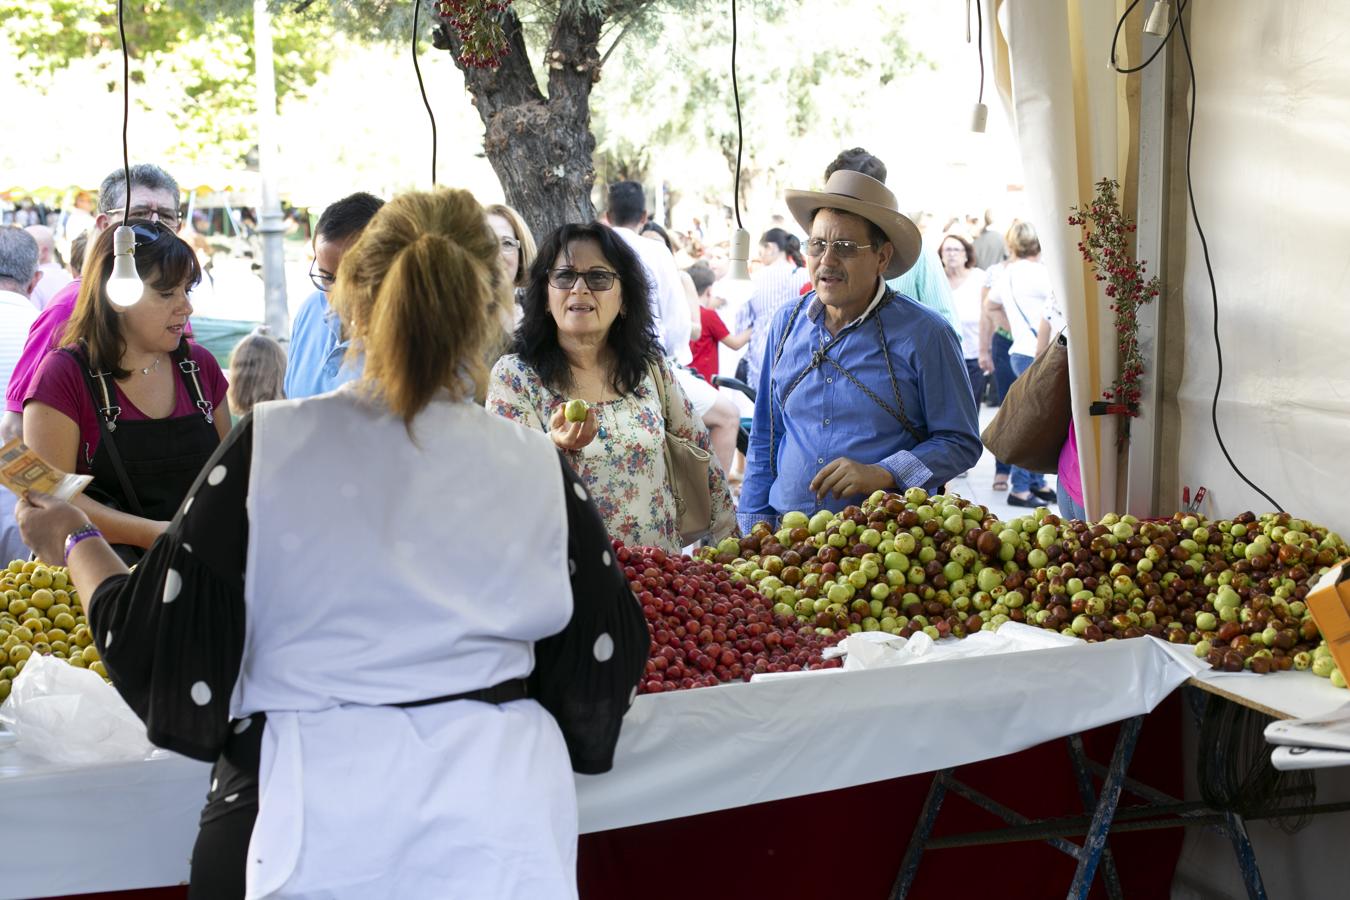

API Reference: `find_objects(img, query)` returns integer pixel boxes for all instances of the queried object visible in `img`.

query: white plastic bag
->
[0,653,154,764]
[827,622,1081,672]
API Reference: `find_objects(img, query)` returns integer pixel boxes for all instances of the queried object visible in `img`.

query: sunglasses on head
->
[128,221,173,247]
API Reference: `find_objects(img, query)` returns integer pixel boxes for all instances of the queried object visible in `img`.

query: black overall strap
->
[765,290,926,476]
[63,347,146,518]
[172,343,216,425]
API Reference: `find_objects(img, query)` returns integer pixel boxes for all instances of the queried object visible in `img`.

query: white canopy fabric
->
[986,0,1139,520]
[1164,1,1350,538]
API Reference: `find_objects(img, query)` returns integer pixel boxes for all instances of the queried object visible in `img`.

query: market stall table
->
[5,634,1197,900]
[1181,668,1350,899]
[893,667,1350,900]
[1187,666,1350,721]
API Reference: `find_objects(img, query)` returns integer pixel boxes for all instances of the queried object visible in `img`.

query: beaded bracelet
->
[63,524,103,565]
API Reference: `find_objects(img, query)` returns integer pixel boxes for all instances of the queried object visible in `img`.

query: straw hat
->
[784,171,922,279]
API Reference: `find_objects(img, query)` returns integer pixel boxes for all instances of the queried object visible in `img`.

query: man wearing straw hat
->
[737,171,982,532]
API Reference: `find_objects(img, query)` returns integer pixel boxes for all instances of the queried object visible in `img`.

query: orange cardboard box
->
[1307,559,1350,677]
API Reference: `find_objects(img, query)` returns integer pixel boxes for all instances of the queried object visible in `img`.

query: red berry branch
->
[435,0,513,68]
[1068,178,1161,442]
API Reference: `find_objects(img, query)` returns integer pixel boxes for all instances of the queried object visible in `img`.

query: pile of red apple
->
[690,488,1348,679]
[618,543,843,694]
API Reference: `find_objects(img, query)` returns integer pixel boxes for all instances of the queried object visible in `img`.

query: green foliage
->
[1,1,336,165]
[591,0,926,207]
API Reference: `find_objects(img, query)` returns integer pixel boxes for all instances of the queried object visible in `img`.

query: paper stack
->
[1265,701,1350,770]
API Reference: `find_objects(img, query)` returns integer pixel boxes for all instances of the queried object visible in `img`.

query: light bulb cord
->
[412,0,438,186]
[975,0,984,104]
[1111,0,1188,74]
[117,0,130,223]
[730,0,744,230]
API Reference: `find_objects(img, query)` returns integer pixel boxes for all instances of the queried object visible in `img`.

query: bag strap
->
[647,357,670,422]
[765,294,812,477]
[1003,266,1038,337]
[767,291,925,476]
[647,358,685,514]
[62,346,145,518]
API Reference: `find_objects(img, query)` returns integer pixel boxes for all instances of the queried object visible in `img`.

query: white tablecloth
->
[0,637,1204,898]
[579,636,1198,831]
[0,750,211,897]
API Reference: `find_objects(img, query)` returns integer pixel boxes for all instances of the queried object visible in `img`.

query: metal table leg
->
[889,769,949,900]
[1223,811,1269,900]
[1067,715,1144,899]
[1068,734,1125,900]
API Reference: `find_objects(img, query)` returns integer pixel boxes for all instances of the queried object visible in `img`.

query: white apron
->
[238,386,576,899]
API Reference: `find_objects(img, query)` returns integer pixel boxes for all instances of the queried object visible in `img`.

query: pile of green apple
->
[701,489,1348,682]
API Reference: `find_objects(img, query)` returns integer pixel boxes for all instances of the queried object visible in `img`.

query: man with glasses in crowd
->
[283,192,384,399]
[1,164,182,443]
[737,171,982,532]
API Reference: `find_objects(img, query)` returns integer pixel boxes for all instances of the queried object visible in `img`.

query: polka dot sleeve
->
[88,415,254,762]
[529,453,649,775]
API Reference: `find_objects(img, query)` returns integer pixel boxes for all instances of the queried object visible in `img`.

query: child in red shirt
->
[686,263,749,382]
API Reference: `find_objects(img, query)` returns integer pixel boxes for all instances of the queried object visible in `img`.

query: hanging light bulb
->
[970,103,988,133]
[106,225,144,307]
[728,228,751,281]
[1143,1,1170,36]
[109,0,142,308]
[726,0,752,284]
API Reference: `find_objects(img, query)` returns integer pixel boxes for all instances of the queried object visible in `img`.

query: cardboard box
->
[1307,559,1350,678]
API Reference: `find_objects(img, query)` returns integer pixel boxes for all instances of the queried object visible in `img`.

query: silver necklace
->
[138,355,162,376]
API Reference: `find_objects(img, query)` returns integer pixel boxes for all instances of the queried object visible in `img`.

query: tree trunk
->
[437,2,605,241]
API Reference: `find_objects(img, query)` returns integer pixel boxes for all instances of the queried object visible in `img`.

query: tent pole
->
[1125,18,1172,516]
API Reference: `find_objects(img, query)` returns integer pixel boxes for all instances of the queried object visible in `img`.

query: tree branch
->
[597,23,630,69]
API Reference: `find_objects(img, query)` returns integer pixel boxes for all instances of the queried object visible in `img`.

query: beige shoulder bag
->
[648,360,717,545]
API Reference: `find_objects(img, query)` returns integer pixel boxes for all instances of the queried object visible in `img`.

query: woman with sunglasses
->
[488,222,735,553]
[22,220,230,560]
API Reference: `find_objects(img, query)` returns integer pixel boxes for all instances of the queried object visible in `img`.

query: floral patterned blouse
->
[487,354,735,554]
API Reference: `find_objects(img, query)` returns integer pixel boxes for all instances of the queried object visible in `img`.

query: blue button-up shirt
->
[737,281,982,533]
[283,290,362,400]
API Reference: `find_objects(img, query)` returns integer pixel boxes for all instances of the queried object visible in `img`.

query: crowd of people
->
[0,148,1074,898]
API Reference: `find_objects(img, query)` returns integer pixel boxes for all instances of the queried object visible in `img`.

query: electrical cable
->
[975,0,984,104]
[412,0,438,186]
[1109,0,1284,510]
[1174,9,1284,511]
[117,0,130,222]
[730,0,743,229]
[1110,0,1188,74]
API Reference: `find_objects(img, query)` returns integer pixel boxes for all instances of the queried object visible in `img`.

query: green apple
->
[564,398,589,422]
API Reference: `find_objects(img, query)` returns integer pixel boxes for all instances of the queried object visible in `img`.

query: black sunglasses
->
[548,268,619,292]
[129,221,173,247]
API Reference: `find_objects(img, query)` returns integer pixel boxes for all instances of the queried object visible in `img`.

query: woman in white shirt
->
[938,233,986,407]
[18,189,648,899]
[985,221,1057,508]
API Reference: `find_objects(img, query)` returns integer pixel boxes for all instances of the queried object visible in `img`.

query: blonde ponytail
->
[331,189,509,428]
